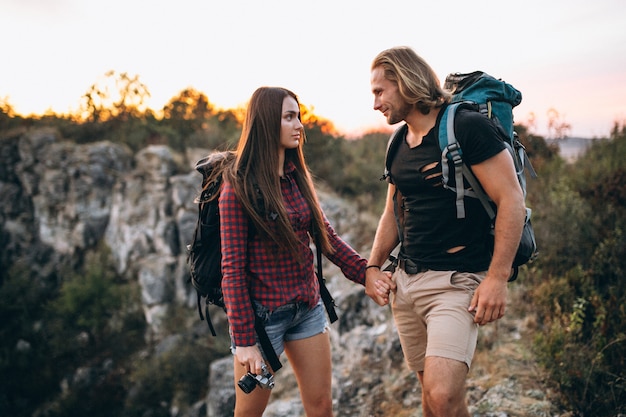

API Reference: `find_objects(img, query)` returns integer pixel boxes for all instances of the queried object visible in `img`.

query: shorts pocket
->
[449,271,483,292]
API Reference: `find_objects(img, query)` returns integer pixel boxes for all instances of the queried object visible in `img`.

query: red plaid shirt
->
[219,163,366,346]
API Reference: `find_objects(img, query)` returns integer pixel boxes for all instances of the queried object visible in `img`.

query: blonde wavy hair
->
[372,46,451,114]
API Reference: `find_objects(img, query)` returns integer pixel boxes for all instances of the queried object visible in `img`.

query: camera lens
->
[237,374,257,394]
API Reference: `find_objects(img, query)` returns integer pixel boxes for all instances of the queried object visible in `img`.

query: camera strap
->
[254,316,282,372]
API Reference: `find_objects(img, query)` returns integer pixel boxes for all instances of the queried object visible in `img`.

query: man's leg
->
[418,356,470,417]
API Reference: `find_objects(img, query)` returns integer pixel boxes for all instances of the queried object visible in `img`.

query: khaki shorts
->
[391,268,484,372]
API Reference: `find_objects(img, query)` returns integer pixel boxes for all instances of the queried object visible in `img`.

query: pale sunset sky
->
[1,0,625,138]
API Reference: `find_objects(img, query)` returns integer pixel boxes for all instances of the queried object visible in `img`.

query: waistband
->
[398,258,429,275]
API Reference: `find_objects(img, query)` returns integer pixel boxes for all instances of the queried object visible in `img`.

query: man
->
[364,46,526,416]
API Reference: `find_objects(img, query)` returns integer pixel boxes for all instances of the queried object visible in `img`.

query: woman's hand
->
[235,345,266,375]
[365,268,396,306]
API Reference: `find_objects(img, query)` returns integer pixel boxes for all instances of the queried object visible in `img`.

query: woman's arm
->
[219,180,257,347]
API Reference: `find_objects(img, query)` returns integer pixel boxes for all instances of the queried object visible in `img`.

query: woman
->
[218,87,384,417]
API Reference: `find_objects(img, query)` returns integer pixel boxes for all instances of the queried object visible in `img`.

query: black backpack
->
[187,151,231,329]
[186,151,337,371]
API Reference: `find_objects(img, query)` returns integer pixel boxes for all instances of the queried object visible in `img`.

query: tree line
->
[0,70,390,212]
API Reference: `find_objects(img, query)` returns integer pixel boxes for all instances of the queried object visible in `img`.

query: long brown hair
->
[223,87,333,260]
[372,46,450,114]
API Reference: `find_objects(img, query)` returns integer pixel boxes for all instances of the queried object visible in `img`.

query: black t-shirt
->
[388,104,507,272]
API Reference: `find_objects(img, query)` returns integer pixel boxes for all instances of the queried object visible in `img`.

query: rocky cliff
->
[0,127,562,417]
[1,127,198,337]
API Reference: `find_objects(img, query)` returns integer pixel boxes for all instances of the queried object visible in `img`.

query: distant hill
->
[546,136,609,162]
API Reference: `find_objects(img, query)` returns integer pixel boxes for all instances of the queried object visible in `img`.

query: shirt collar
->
[284,160,297,176]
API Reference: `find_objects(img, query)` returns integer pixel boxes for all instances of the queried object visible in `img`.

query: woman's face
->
[279,96,303,150]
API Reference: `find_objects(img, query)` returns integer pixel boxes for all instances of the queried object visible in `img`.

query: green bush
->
[0,246,146,417]
[46,249,144,351]
[123,333,229,417]
[0,261,57,417]
[529,128,626,416]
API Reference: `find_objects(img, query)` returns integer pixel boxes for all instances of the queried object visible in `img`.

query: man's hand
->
[468,276,508,325]
[365,267,396,306]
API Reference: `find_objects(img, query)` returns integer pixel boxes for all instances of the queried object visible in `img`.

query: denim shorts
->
[231,300,328,359]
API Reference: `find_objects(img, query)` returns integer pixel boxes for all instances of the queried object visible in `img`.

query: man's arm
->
[365,183,400,305]
[468,149,526,324]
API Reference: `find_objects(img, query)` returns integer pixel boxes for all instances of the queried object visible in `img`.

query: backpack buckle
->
[446,142,463,166]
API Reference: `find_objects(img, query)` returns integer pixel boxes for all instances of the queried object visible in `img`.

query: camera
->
[237,363,275,394]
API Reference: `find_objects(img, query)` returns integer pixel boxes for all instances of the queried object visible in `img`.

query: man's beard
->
[387,101,412,125]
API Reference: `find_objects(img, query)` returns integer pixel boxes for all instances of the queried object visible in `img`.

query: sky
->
[1,0,625,139]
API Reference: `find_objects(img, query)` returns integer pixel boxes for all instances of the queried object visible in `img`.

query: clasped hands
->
[365,267,395,306]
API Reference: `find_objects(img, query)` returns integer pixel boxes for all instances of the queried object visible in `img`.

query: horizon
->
[0,84,612,141]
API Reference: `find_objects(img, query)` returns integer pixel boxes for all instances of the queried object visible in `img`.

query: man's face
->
[371,66,411,125]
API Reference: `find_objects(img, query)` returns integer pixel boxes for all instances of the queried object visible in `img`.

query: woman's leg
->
[232,357,273,417]
[285,331,333,417]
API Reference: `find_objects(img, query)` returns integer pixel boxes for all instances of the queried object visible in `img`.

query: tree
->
[300,104,336,136]
[79,70,151,123]
[161,88,215,138]
[547,108,571,139]
[0,97,24,130]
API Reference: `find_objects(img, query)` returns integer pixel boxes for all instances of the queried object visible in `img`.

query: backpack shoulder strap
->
[439,102,474,218]
[382,124,408,182]
[382,124,408,248]
[438,102,501,220]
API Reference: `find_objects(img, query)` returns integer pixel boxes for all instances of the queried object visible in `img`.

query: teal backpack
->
[384,71,538,280]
